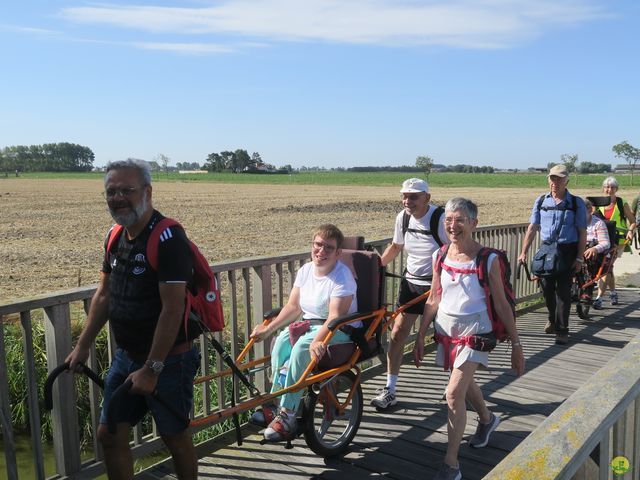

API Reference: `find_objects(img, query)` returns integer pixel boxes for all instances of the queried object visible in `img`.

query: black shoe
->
[544,321,556,334]
[555,334,569,345]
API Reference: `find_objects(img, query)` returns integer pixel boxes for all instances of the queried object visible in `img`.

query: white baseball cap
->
[400,178,429,193]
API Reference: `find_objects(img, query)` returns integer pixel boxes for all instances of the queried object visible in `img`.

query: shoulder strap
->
[536,194,546,213]
[146,217,183,271]
[105,224,125,262]
[402,207,444,246]
[616,197,625,222]
[429,206,445,247]
[433,244,450,275]
[401,211,410,237]
[475,247,493,288]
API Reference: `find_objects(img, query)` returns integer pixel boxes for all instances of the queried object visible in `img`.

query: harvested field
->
[0,178,609,302]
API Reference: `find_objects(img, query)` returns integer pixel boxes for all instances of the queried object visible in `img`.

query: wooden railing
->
[0,223,539,479]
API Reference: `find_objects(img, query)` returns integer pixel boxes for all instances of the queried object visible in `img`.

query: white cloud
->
[1,24,61,36]
[61,0,608,49]
[133,41,234,54]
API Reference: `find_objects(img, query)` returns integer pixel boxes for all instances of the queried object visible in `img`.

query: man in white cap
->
[371,177,448,409]
[518,164,587,345]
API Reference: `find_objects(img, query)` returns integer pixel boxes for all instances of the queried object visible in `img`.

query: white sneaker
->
[264,410,297,441]
[370,387,397,409]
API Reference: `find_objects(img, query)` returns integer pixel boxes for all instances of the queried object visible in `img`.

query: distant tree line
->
[348,165,433,172]
[578,162,611,174]
[205,149,265,172]
[444,164,495,173]
[548,155,612,175]
[176,161,202,170]
[349,164,495,173]
[0,143,95,173]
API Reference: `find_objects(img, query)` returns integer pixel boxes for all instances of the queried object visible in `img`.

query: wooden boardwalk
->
[145,289,640,480]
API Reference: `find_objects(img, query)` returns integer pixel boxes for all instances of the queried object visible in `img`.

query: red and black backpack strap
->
[475,247,493,289]
[433,244,450,295]
[145,218,183,270]
[433,244,450,274]
[106,218,185,271]
[105,224,125,264]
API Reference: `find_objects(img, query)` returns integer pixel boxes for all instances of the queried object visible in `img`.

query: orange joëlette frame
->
[579,238,628,289]
[188,287,431,429]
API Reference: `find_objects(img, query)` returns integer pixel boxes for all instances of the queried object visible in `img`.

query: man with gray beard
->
[66,159,200,479]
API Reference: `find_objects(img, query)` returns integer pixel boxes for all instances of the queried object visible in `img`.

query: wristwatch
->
[145,359,165,375]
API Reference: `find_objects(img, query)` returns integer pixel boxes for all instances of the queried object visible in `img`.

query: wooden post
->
[20,311,46,480]
[252,264,272,392]
[44,303,82,476]
[0,316,19,480]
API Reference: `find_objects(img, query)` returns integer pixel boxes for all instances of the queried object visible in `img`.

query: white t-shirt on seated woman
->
[294,261,360,327]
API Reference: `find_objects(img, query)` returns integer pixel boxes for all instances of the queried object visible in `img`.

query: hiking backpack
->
[401,205,445,247]
[434,245,515,345]
[105,218,225,334]
[106,219,260,447]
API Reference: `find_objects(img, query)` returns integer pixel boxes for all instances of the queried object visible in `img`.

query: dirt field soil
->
[0,178,602,302]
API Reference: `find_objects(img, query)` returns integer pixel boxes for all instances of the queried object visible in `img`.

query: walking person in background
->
[370,178,448,410]
[66,159,200,480]
[518,164,587,345]
[593,177,636,309]
[413,198,525,480]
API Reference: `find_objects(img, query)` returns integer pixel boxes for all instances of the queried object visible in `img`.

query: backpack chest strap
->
[440,262,479,281]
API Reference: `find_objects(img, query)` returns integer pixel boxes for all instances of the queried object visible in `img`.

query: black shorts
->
[396,277,431,315]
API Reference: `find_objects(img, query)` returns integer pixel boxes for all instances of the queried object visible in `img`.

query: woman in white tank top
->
[412,198,525,480]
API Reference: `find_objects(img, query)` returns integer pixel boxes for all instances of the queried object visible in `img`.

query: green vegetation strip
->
[10,171,630,188]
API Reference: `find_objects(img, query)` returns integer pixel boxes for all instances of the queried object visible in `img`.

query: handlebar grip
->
[44,362,71,411]
[44,362,105,411]
[81,364,105,390]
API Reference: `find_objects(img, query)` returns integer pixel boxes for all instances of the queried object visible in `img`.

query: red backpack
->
[434,245,515,345]
[106,218,224,334]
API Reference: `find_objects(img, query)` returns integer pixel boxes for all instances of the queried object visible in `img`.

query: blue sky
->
[1,1,638,170]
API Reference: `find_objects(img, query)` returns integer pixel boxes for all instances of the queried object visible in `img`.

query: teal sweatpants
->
[270,324,352,411]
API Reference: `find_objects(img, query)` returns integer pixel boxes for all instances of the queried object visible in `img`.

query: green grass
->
[8,170,637,189]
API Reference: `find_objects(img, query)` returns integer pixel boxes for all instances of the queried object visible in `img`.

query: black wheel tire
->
[577,303,590,320]
[302,370,363,457]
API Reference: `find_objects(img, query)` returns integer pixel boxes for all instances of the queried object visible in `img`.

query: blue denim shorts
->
[99,347,200,435]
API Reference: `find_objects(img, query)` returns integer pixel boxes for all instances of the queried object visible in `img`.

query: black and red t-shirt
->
[102,210,193,354]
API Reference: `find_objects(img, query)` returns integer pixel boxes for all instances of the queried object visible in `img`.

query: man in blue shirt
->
[518,164,587,345]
